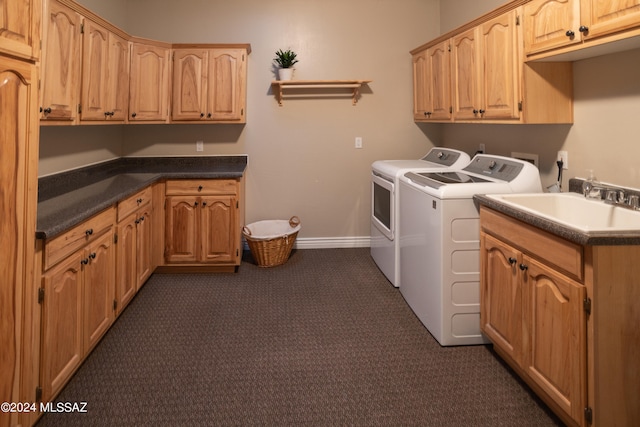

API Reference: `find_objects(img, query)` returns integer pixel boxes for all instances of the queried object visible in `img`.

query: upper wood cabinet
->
[412,3,574,124]
[40,0,82,122]
[80,20,129,122]
[452,10,521,121]
[413,41,451,121]
[524,0,640,58]
[129,39,171,123]
[0,0,41,61]
[172,46,248,123]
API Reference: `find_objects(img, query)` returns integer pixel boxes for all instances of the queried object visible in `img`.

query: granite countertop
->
[37,156,247,239]
[474,191,640,246]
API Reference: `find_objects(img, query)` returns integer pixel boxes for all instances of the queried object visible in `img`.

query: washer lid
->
[404,171,492,189]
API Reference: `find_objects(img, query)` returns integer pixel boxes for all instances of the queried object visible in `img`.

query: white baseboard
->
[243,236,371,250]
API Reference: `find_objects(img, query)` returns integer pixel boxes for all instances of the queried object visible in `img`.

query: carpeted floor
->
[36,248,563,426]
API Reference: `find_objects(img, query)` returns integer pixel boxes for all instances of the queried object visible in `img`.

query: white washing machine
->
[398,154,542,346]
[370,148,471,287]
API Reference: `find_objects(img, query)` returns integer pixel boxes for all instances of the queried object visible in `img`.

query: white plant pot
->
[278,68,294,81]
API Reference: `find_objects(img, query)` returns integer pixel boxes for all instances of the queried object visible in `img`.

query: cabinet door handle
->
[207,113,212,118]
[81,258,89,265]
[43,107,52,114]
[202,201,207,207]
[479,109,485,115]
[131,112,137,118]
[508,257,517,265]
[579,25,589,34]
[137,198,143,205]
[200,113,205,118]
[519,263,528,271]
[85,228,94,236]
[89,252,96,260]
[565,30,575,38]
[194,202,199,207]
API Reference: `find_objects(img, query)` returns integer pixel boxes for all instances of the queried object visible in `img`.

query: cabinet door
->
[581,0,640,38]
[0,56,38,426]
[480,10,520,120]
[136,208,153,287]
[207,49,246,121]
[200,196,237,263]
[452,28,481,120]
[523,255,586,426]
[83,231,115,352]
[80,20,109,121]
[524,0,582,55]
[116,215,137,314]
[129,42,170,121]
[480,233,523,364]
[41,0,81,121]
[172,49,208,121]
[165,196,199,263]
[106,32,129,121]
[0,0,40,60]
[412,50,429,120]
[414,46,449,121]
[41,251,84,403]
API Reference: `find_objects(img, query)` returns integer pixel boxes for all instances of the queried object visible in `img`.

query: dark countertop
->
[474,191,640,246]
[37,156,247,239]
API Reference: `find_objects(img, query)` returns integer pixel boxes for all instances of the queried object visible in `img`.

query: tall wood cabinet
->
[172,46,248,123]
[129,38,171,122]
[0,53,39,427]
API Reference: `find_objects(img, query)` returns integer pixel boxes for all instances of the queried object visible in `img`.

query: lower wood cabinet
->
[40,212,116,403]
[115,187,153,314]
[164,179,241,268]
[480,205,640,427]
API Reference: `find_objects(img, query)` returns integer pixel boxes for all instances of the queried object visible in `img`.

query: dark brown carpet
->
[36,248,563,426]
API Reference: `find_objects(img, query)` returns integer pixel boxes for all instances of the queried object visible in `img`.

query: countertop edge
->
[37,157,247,240]
[474,194,640,246]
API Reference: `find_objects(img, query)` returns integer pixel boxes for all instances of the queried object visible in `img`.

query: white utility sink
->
[486,192,640,234]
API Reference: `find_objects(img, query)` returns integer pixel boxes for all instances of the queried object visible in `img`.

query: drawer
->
[165,179,238,196]
[480,206,583,281]
[44,207,116,271]
[117,186,152,222]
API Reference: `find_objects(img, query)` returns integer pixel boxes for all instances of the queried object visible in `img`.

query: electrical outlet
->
[355,137,363,149]
[196,140,204,152]
[557,150,568,169]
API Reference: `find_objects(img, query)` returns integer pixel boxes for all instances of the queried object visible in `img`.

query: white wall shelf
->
[271,80,372,106]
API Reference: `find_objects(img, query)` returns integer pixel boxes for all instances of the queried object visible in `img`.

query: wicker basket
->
[242,216,301,267]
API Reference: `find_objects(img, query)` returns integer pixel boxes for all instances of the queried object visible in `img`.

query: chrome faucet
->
[581,179,640,210]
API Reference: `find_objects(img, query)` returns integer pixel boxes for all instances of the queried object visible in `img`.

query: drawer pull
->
[85,229,94,236]
[137,198,143,205]
[198,185,203,192]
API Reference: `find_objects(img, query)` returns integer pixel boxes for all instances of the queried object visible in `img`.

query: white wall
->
[40,0,442,240]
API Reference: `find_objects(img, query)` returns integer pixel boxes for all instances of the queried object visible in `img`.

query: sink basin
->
[486,192,640,234]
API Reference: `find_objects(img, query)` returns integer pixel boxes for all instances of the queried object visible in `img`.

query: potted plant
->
[274,49,298,81]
